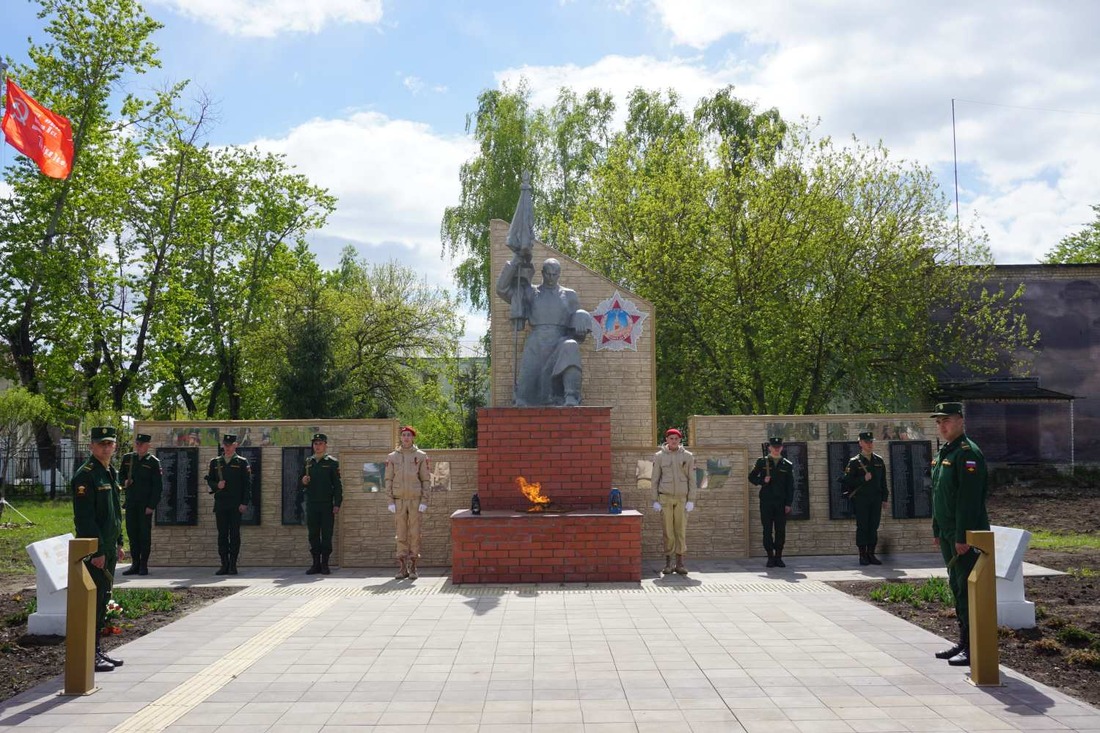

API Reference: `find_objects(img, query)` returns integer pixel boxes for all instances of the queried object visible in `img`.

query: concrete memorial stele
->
[25,532,75,636]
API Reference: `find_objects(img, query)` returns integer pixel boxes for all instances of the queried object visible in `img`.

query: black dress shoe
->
[99,650,124,667]
[95,653,115,672]
[774,557,786,568]
[122,564,139,576]
[935,641,965,660]
[947,648,971,666]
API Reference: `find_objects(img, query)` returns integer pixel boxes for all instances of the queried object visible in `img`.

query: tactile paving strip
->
[110,595,340,733]
[235,580,836,597]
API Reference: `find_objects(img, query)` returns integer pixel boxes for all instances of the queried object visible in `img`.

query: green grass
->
[113,588,176,619]
[1027,530,1100,552]
[0,499,75,574]
[870,578,954,608]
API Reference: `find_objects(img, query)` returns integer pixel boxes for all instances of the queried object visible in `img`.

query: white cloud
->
[400,74,448,96]
[151,0,383,37]
[248,111,481,338]
[499,1,1100,263]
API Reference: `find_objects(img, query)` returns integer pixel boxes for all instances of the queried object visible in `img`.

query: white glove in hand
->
[652,501,662,512]
[418,503,427,513]
[387,503,396,513]
[685,501,694,512]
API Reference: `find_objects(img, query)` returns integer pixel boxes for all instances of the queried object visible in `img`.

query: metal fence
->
[0,441,92,498]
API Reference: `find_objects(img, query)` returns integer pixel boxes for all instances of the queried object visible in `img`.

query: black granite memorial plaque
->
[890,440,933,519]
[155,448,198,526]
[281,447,311,526]
[827,441,861,520]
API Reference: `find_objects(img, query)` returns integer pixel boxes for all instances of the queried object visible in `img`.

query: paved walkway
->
[1,555,1098,732]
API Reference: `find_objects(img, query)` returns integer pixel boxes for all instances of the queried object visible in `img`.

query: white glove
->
[387,503,396,513]
[652,501,662,512]
[418,503,427,513]
[685,501,694,512]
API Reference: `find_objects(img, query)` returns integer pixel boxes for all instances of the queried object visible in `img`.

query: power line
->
[952,98,1100,118]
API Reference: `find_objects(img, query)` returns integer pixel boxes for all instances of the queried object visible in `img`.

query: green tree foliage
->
[0,0,161,421]
[1044,205,1100,264]
[446,84,1036,428]
[0,387,52,509]
[329,249,464,419]
[272,283,349,420]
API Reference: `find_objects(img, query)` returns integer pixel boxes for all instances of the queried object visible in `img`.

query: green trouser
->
[126,509,153,563]
[307,504,335,555]
[939,536,979,637]
[85,552,117,633]
[853,499,882,546]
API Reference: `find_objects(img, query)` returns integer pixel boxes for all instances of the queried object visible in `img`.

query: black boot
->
[122,556,140,575]
[99,647,124,667]
[774,549,786,568]
[94,646,115,673]
[215,555,229,575]
[306,553,321,574]
[947,646,971,666]
[859,546,870,566]
[661,556,673,574]
[935,624,966,660]
[228,556,239,575]
[867,544,882,565]
[765,550,776,568]
[320,553,331,575]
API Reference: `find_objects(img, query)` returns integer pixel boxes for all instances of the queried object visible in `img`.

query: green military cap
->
[135,433,152,443]
[858,431,874,441]
[930,402,964,418]
[222,433,238,444]
[312,433,328,443]
[90,426,117,443]
[767,436,783,446]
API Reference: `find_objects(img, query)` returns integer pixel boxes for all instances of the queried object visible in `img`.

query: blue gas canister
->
[608,488,622,514]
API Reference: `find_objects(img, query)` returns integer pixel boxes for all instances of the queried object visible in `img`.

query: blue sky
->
[3,1,1099,348]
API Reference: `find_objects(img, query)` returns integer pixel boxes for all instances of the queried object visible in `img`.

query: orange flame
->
[516,476,551,512]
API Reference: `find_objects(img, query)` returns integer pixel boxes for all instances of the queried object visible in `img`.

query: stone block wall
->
[489,219,656,447]
[690,413,940,557]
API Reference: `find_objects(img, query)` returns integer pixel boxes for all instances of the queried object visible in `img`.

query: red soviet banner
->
[1,77,74,179]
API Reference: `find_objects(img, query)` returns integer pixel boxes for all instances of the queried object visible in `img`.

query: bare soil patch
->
[830,482,1100,707]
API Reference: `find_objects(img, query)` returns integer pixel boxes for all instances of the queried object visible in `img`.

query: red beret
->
[665,428,683,438]
[400,425,417,437]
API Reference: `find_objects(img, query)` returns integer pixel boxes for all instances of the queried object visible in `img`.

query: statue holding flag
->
[495,174,593,406]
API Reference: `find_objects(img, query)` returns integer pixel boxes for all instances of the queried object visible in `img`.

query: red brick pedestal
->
[451,509,642,583]
[451,406,642,583]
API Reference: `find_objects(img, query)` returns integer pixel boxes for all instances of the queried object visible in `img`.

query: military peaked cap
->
[90,426,117,443]
[930,402,964,418]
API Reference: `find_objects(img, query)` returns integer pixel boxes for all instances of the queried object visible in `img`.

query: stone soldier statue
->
[300,432,342,575]
[205,433,252,575]
[71,425,126,672]
[120,433,163,576]
[748,437,794,567]
[930,402,990,667]
[840,430,889,566]
[386,426,430,580]
[651,428,696,575]
[496,256,593,406]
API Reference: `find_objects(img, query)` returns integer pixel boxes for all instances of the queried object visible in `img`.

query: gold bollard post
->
[966,529,1001,686]
[63,538,100,696]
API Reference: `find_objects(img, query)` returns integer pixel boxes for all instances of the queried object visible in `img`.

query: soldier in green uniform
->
[205,434,252,575]
[300,433,343,575]
[71,426,126,672]
[748,437,794,568]
[120,433,163,576]
[841,431,889,566]
[930,402,990,667]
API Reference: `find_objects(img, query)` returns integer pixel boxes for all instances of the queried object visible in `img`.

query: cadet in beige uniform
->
[651,428,697,575]
[386,426,430,580]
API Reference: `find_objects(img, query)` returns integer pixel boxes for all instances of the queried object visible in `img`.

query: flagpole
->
[0,60,8,174]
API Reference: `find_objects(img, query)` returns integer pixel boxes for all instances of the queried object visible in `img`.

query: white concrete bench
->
[24,533,74,636]
[990,525,1036,629]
